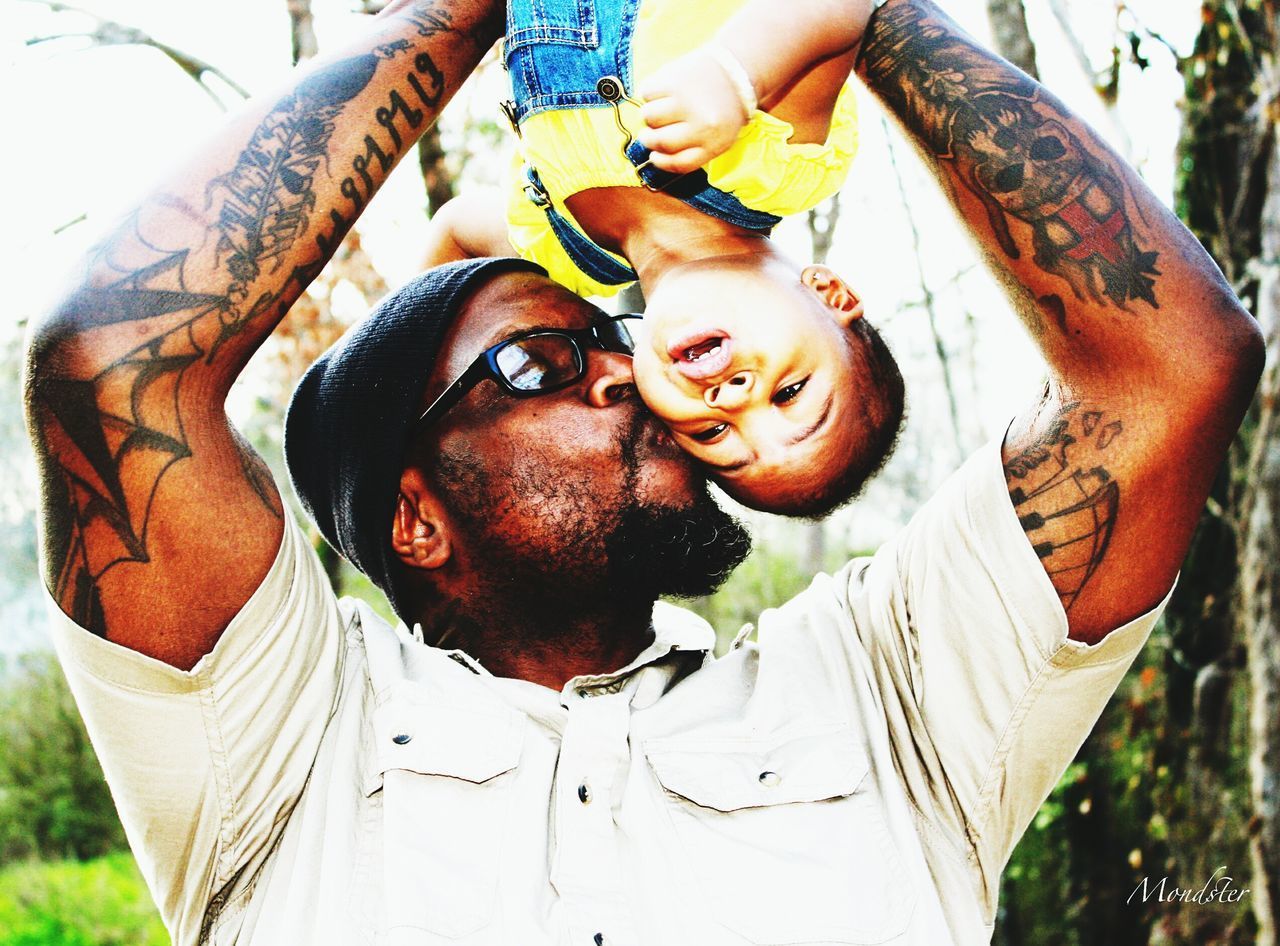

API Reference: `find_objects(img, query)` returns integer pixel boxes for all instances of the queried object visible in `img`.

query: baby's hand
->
[635,46,756,175]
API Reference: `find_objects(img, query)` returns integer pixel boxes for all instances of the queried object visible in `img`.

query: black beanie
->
[283,256,546,619]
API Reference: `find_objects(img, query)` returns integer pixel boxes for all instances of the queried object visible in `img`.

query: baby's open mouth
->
[667,327,733,381]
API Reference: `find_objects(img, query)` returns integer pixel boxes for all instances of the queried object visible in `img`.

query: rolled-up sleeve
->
[837,435,1169,916]
[44,513,346,945]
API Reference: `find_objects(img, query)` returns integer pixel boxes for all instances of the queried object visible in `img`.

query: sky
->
[0,0,1201,650]
[1,0,1196,327]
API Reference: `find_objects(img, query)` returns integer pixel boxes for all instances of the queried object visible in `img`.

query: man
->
[23,1,1260,945]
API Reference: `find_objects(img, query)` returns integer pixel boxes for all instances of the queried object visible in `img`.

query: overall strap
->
[523,166,638,287]
[624,141,781,234]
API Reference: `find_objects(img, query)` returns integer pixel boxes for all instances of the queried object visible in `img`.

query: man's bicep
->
[28,296,286,668]
[1002,390,1199,644]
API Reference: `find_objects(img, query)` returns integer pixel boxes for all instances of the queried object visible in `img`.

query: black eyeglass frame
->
[415,313,643,428]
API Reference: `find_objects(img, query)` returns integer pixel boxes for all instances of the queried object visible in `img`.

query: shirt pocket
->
[369,694,525,943]
[645,726,915,945]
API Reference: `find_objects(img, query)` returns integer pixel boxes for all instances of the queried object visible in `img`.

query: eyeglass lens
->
[496,335,586,392]
[495,319,638,392]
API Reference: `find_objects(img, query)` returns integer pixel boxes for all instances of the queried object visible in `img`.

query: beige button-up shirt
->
[48,439,1168,946]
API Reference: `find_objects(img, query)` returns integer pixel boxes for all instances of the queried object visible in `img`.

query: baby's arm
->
[421,189,515,268]
[637,0,872,174]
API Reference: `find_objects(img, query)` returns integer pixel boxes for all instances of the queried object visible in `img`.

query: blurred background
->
[2,0,1278,943]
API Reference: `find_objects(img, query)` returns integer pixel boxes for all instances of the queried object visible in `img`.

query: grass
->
[0,851,168,946]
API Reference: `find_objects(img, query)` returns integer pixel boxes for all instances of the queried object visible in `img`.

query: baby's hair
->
[747,319,906,519]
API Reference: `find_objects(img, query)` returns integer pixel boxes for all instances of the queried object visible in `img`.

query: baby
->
[425,0,904,516]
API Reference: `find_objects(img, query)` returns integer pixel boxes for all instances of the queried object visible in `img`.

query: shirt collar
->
[410,600,717,694]
[557,601,716,703]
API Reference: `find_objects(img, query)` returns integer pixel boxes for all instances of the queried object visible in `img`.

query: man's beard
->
[608,409,751,600]
[605,485,751,601]
[432,411,752,613]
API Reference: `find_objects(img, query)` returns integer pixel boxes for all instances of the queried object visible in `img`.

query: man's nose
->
[584,349,637,406]
[704,371,753,410]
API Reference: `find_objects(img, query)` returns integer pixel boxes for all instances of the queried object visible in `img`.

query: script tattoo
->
[29,8,463,637]
[859,1,1160,310]
[1004,403,1122,610]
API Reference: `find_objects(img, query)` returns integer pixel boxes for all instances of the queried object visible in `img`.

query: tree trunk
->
[1241,83,1280,946]
[286,0,318,65]
[985,0,1039,80]
[1174,1,1280,939]
[418,124,457,218]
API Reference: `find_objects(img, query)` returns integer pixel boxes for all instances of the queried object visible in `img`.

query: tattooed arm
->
[24,0,500,668]
[857,0,1262,643]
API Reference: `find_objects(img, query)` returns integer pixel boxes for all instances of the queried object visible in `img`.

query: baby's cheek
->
[630,350,681,418]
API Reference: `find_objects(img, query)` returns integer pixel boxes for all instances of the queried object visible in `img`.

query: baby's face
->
[632,262,863,510]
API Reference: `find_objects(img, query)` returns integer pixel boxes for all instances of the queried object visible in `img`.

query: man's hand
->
[636,48,754,175]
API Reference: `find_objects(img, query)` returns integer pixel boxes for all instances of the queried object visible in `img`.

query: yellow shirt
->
[506,0,860,298]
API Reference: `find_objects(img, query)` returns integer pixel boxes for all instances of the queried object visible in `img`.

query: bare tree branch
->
[883,118,966,464]
[985,0,1040,80]
[24,0,249,105]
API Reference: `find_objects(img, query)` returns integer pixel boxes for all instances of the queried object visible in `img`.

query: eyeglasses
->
[416,314,642,428]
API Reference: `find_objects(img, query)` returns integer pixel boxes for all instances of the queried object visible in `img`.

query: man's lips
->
[666,327,733,382]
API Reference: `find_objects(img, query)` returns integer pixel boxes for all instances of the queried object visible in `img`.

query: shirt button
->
[593,934,605,946]
[392,732,412,745]
[758,770,781,787]
[578,780,592,804]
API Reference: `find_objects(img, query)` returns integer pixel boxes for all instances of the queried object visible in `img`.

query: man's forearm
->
[855,0,1252,391]
[856,0,1262,643]
[23,0,498,658]
[31,0,496,381]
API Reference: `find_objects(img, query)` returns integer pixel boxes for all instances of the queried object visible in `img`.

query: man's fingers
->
[644,147,713,175]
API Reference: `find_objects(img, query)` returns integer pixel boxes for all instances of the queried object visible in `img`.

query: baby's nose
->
[704,371,754,410]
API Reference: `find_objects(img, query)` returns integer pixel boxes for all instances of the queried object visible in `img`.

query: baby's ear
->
[801,265,864,326]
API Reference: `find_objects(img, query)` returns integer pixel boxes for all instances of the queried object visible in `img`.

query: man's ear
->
[391,466,453,572]
[801,264,864,327]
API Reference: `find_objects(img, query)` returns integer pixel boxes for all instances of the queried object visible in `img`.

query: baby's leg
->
[421,189,516,269]
[763,48,860,146]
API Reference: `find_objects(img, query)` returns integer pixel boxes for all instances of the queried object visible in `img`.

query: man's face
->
[411,273,750,608]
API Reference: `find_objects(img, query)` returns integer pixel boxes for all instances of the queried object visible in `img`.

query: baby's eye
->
[773,378,809,405]
[690,423,729,443]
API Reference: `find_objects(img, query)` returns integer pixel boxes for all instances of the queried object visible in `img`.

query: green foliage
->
[0,654,126,863]
[996,640,1255,946]
[674,527,868,654]
[0,852,167,946]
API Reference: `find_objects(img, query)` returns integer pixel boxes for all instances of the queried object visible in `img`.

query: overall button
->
[392,732,413,746]
[578,780,592,804]
[758,770,781,788]
[596,76,624,101]
[593,934,606,946]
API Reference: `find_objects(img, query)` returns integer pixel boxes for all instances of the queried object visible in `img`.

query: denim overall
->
[503,0,782,287]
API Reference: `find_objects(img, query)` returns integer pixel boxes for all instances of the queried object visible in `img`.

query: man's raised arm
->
[856,0,1263,643]
[24,0,500,668]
